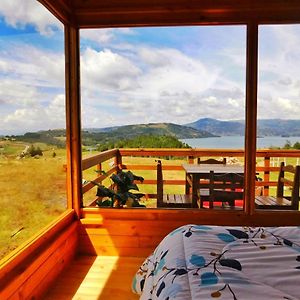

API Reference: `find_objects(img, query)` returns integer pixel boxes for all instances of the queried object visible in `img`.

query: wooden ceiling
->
[39,0,300,28]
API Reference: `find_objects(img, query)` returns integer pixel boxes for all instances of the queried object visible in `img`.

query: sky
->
[0,0,300,135]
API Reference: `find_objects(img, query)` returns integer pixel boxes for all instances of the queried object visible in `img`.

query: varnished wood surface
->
[39,0,300,27]
[43,255,144,300]
[78,208,300,258]
[0,210,78,300]
[65,25,82,215]
[182,163,244,174]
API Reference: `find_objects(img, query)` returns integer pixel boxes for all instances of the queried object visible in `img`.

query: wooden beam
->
[65,25,82,216]
[244,22,258,215]
[72,0,300,28]
[39,0,300,28]
[38,0,74,25]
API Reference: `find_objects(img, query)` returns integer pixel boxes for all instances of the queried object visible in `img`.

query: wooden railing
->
[82,148,300,206]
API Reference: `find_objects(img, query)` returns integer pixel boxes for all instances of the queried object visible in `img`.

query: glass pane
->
[256,24,300,211]
[0,1,66,259]
[80,26,246,210]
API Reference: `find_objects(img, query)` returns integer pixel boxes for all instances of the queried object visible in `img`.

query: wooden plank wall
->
[79,208,300,257]
[0,210,78,300]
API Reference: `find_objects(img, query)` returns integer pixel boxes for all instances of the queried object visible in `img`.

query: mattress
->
[132,224,300,299]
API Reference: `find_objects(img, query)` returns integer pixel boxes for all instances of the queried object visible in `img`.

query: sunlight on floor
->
[44,255,144,300]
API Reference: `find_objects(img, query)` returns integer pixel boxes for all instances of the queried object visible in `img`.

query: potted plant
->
[91,170,146,208]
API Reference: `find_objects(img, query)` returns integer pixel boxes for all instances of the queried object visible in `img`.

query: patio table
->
[182,164,244,208]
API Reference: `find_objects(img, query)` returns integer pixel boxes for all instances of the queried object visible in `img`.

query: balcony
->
[82,148,300,210]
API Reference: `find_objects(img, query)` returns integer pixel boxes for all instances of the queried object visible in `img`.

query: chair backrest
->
[198,158,227,165]
[277,162,300,210]
[208,171,244,208]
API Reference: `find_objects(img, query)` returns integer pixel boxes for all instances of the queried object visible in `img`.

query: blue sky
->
[0,0,299,135]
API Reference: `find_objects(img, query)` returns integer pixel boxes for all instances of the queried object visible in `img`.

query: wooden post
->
[96,163,102,177]
[65,25,82,218]
[156,160,163,207]
[263,156,270,196]
[188,155,194,164]
[276,162,285,197]
[114,149,123,172]
[244,22,258,215]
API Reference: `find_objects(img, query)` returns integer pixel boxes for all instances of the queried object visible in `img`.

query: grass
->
[0,142,66,260]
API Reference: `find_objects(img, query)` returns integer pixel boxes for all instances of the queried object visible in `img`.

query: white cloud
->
[0,80,39,106]
[1,94,66,134]
[80,44,248,128]
[0,0,62,35]
[80,28,135,45]
[137,47,218,95]
[258,95,300,120]
[81,47,141,91]
[0,44,65,87]
[257,27,300,119]
[2,20,300,134]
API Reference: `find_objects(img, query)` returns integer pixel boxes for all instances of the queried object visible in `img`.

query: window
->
[0,0,66,259]
[80,25,247,209]
[255,24,300,210]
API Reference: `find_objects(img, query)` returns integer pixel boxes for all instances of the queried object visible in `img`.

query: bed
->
[132,224,300,299]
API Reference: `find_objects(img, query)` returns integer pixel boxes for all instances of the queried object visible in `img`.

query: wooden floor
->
[43,255,145,300]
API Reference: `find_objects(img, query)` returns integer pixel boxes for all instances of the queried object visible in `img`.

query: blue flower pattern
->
[133,225,300,299]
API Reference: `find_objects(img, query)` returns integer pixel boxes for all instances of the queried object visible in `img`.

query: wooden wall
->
[79,208,300,257]
[0,210,78,299]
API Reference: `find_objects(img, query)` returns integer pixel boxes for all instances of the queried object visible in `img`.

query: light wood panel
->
[78,208,300,257]
[44,255,144,300]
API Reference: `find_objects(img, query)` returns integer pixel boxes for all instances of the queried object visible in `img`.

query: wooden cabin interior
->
[1,0,300,299]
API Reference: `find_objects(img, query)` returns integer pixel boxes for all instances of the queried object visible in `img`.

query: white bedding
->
[132,225,300,299]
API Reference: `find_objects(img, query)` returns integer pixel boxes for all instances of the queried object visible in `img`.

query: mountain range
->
[7,118,300,147]
[84,123,216,144]
[185,118,300,137]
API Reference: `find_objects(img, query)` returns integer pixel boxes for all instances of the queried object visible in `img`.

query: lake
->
[180,136,300,149]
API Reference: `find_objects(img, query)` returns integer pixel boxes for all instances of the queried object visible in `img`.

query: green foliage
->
[283,140,292,149]
[96,134,191,151]
[293,142,300,149]
[12,130,65,148]
[282,140,300,149]
[27,145,43,157]
[92,170,145,208]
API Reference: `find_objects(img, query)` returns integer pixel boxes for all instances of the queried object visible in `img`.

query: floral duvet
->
[132,225,300,299]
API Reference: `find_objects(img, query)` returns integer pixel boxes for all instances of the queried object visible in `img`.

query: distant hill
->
[185,118,244,136]
[13,130,66,147]
[186,118,300,137]
[10,123,215,147]
[257,119,300,136]
[83,123,216,145]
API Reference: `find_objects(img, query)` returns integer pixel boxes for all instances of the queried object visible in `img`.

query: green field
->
[0,141,66,260]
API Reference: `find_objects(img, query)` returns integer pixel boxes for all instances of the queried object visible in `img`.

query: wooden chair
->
[203,171,244,209]
[197,157,226,206]
[255,162,300,210]
[156,160,192,208]
[197,157,227,164]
